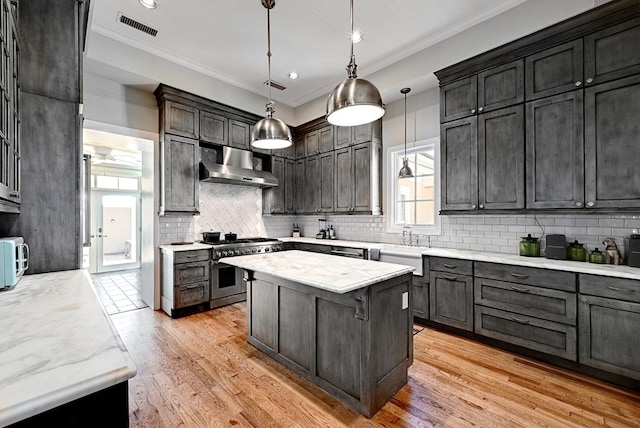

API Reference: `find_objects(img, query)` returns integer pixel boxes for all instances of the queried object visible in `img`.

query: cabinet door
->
[352,143,371,212]
[334,147,352,212]
[440,117,478,211]
[584,75,640,209]
[525,39,583,100]
[525,91,584,209]
[440,75,477,122]
[304,155,320,213]
[199,111,228,145]
[305,130,319,157]
[477,59,524,113]
[271,156,285,214]
[578,295,640,380]
[335,126,352,149]
[284,158,295,213]
[163,101,199,139]
[584,18,640,86]
[429,272,473,331]
[353,123,373,145]
[478,105,524,210]
[319,151,334,212]
[318,125,334,153]
[161,135,199,213]
[294,159,305,214]
[229,120,250,150]
[413,277,428,319]
[295,136,306,159]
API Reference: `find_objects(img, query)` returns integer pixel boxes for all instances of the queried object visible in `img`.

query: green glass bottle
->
[567,240,587,262]
[519,234,540,257]
[588,247,605,264]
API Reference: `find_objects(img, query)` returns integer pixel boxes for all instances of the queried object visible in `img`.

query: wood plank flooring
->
[111,304,640,427]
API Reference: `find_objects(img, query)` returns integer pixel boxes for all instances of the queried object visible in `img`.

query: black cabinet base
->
[8,381,129,428]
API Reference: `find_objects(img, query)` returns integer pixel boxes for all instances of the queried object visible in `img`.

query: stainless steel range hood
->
[199,146,278,188]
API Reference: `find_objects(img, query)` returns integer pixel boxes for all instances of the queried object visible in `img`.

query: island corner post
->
[242,268,414,418]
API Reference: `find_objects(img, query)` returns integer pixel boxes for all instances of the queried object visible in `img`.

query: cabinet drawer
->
[475,262,576,292]
[475,306,577,361]
[580,274,640,303]
[175,261,210,284]
[175,281,210,309]
[174,250,210,264]
[430,257,473,276]
[475,278,576,325]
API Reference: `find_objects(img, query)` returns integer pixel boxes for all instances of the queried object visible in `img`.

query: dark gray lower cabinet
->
[247,272,413,418]
[161,248,211,317]
[412,277,428,319]
[429,271,473,331]
[578,274,640,380]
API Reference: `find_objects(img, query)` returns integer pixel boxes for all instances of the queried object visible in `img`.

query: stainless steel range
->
[204,237,282,309]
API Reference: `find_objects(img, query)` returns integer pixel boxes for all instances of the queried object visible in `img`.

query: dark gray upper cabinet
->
[284,159,295,213]
[318,125,334,153]
[294,135,306,159]
[199,110,228,145]
[319,151,334,212]
[163,101,199,139]
[525,39,584,101]
[294,159,305,214]
[334,146,352,213]
[584,75,640,209]
[334,143,373,213]
[161,135,199,214]
[263,156,284,214]
[304,155,320,213]
[478,105,525,210]
[525,91,584,209]
[304,130,319,157]
[440,117,478,211]
[440,76,477,123]
[477,59,524,114]
[229,119,250,150]
[334,124,374,149]
[584,18,640,86]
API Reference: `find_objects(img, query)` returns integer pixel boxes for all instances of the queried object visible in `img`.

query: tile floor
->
[90,268,147,315]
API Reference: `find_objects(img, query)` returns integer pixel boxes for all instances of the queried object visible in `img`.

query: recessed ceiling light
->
[139,0,157,9]
[288,72,299,80]
[351,31,363,43]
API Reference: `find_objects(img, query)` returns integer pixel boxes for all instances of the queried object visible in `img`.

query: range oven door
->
[210,261,244,299]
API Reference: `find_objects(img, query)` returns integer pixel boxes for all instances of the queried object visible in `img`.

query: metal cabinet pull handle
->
[607,286,635,293]
[479,204,484,209]
[186,284,200,289]
[575,81,582,87]
[442,275,457,281]
[470,108,476,114]
[510,273,529,279]
[509,286,530,293]
[183,263,201,269]
[510,316,530,324]
[443,263,457,269]
[575,201,583,207]
[471,204,477,209]
[586,201,595,207]
[478,107,484,112]
[586,77,594,84]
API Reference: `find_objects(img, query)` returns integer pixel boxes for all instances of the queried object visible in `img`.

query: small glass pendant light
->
[398,87,414,178]
[251,0,293,150]
[326,0,385,127]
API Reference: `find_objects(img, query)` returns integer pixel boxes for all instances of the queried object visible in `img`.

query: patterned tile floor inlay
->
[90,269,147,315]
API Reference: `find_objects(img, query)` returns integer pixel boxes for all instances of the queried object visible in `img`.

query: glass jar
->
[588,247,605,264]
[567,240,587,262]
[519,234,540,257]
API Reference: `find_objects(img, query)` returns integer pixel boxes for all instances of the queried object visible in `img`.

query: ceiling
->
[86,0,530,109]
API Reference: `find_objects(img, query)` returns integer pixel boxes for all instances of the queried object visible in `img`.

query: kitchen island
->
[221,250,415,418]
[0,270,136,427]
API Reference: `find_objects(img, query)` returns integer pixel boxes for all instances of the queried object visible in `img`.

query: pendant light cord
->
[265,1,274,116]
[346,0,357,79]
[404,91,407,158]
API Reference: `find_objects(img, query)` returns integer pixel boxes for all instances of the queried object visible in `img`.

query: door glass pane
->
[101,195,137,266]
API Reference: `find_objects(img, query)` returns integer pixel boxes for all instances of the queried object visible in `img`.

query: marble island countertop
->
[0,270,137,426]
[220,250,415,294]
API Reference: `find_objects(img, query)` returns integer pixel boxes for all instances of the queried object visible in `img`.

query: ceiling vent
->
[263,80,286,91]
[117,12,158,37]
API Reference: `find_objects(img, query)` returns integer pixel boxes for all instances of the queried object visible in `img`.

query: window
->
[388,137,439,233]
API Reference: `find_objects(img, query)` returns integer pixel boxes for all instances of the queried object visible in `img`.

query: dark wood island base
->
[246,271,414,418]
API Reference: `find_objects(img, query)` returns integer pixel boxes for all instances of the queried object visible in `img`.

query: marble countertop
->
[220,250,415,294]
[279,237,640,280]
[159,242,213,252]
[0,270,137,426]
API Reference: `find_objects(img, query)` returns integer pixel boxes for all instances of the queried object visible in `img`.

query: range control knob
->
[252,248,258,254]
[265,247,270,252]
[215,251,221,258]
[235,250,240,256]
[222,251,228,257]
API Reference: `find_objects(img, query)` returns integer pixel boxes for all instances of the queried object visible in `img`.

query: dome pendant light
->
[251,0,293,150]
[398,87,414,179]
[326,0,385,127]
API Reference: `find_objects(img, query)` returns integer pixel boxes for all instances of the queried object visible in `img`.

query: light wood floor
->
[111,304,640,427]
